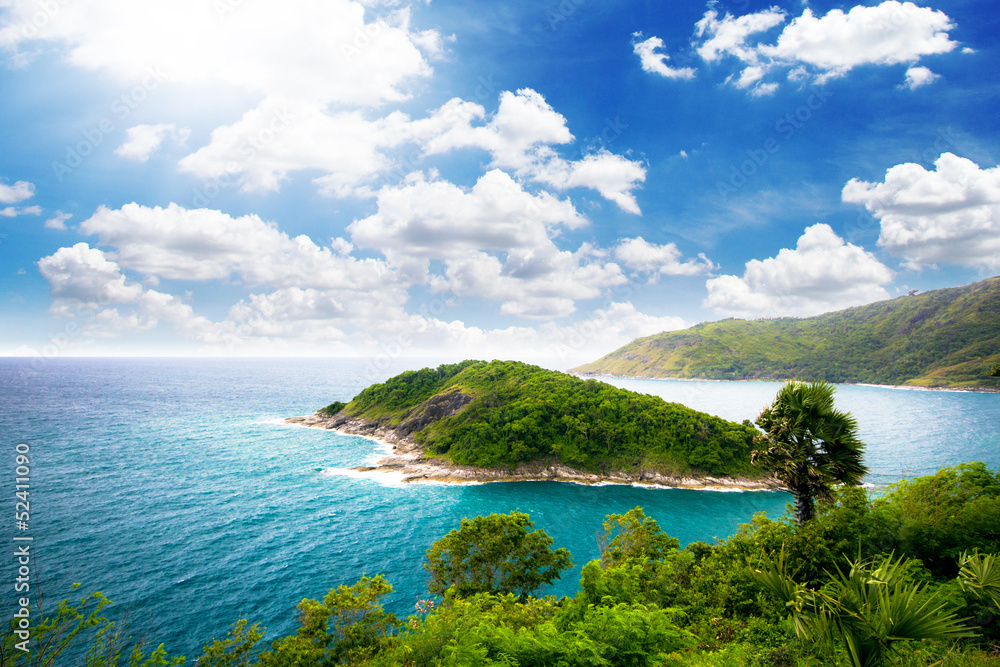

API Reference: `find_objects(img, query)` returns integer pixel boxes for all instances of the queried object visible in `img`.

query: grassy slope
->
[573,276,1000,389]
[324,360,762,478]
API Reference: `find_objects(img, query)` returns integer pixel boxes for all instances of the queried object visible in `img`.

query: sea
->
[1,357,998,659]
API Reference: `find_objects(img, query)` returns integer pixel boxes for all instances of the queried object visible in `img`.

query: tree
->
[990,363,1000,377]
[752,381,867,525]
[425,512,573,598]
[597,507,679,569]
[257,575,398,666]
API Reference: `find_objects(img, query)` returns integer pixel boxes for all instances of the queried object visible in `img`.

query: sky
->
[1,0,998,366]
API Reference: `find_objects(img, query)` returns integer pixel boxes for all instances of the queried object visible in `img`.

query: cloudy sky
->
[1,0,998,365]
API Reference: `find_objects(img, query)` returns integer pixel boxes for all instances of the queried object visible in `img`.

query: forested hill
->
[321,360,762,478]
[572,276,1000,389]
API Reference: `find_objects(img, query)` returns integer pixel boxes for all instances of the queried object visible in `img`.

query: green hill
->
[321,360,762,478]
[572,276,1000,390]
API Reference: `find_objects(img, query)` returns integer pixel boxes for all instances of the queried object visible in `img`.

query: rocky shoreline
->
[284,412,781,491]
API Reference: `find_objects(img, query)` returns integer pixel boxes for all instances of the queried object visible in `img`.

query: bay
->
[1,358,997,658]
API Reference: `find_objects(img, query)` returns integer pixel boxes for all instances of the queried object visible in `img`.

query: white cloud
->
[178,97,396,194]
[691,1,957,91]
[842,153,1000,269]
[760,2,956,78]
[0,180,34,204]
[901,65,940,90]
[115,123,190,162]
[37,243,237,342]
[695,7,786,64]
[79,203,399,294]
[44,211,72,229]
[704,223,894,318]
[613,237,715,280]
[419,89,646,213]
[1,205,41,217]
[349,169,586,261]
[37,243,146,314]
[349,170,629,317]
[1,0,438,107]
[632,35,696,80]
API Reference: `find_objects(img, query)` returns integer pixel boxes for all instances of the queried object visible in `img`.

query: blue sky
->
[1,0,998,365]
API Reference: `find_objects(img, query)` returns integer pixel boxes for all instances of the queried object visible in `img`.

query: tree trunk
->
[794,488,815,526]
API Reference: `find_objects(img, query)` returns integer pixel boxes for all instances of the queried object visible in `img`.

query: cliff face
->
[287,386,475,448]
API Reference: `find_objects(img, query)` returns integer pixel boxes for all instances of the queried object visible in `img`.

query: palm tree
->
[753,550,975,667]
[752,381,867,525]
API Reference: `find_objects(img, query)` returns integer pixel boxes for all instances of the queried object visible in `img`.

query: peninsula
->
[572,275,1000,390]
[287,360,775,490]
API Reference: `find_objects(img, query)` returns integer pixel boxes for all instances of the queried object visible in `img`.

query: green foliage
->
[872,462,1000,576]
[319,401,347,416]
[752,551,976,667]
[959,551,1000,612]
[753,381,868,525]
[334,360,761,477]
[0,586,184,667]
[573,275,1000,389]
[425,512,573,598]
[598,507,680,569]
[257,575,399,666]
[195,619,264,667]
[990,363,1000,377]
[345,361,478,419]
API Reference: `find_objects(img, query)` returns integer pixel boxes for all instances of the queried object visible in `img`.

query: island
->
[572,275,1000,390]
[287,360,776,490]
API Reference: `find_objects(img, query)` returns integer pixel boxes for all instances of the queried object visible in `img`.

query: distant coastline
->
[285,412,781,492]
[572,373,1000,394]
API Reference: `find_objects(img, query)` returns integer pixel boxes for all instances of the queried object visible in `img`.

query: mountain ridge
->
[572,276,1000,390]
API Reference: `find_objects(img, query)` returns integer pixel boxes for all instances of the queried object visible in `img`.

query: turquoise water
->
[1,358,997,658]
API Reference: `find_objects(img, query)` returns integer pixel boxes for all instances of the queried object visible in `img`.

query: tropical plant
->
[425,512,573,598]
[752,381,868,525]
[752,550,975,667]
[959,550,1000,611]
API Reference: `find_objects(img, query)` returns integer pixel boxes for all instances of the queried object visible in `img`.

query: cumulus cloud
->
[842,153,1000,269]
[350,170,629,317]
[704,223,894,318]
[0,180,34,204]
[79,203,399,295]
[901,65,940,89]
[687,1,957,91]
[418,89,646,213]
[632,35,696,80]
[0,0,438,107]
[37,243,236,342]
[613,237,715,281]
[115,124,190,162]
[178,97,400,194]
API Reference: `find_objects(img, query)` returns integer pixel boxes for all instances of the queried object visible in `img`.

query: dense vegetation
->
[572,276,1000,389]
[324,360,762,478]
[8,463,1000,666]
